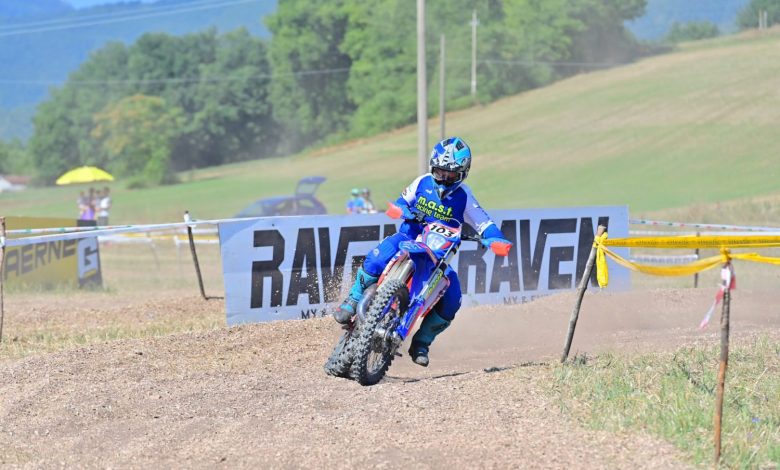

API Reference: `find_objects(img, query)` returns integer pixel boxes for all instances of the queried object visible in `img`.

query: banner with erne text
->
[219,206,629,325]
[4,216,102,288]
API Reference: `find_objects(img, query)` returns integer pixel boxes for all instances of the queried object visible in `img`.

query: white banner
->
[219,206,630,325]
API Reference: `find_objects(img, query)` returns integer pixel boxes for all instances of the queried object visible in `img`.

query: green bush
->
[665,21,719,44]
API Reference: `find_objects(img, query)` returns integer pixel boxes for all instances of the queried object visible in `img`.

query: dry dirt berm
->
[1,287,779,467]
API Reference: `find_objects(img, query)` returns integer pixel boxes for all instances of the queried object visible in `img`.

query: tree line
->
[4,0,667,185]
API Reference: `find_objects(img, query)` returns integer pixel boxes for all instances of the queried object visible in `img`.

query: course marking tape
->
[7,224,134,235]
[630,219,780,233]
[603,235,780,249]
[0,215,261,248]
[630,254,700,265]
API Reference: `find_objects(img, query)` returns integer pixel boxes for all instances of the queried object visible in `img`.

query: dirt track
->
[2,288,779,468]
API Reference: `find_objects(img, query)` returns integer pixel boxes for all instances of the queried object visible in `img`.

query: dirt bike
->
[324,205,507,385]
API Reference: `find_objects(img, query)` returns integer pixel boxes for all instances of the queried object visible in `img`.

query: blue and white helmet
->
[429,136,472,197]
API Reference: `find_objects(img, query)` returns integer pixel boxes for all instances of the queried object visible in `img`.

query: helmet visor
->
[432,167,462,185]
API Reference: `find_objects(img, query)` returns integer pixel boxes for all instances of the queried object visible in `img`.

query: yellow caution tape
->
[593,233,780,288]
[595,233,609,288]
[602,235,780,249]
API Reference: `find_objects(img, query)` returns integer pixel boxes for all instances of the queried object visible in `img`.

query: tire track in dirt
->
[2,288,779,468]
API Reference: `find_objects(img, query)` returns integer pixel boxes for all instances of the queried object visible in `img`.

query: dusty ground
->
[1,286,779,469]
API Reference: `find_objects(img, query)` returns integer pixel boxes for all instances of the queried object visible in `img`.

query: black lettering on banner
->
[576,217,610,287]
[382,224,397,238]
[318,227,338,303]
[300,308,328,319]
[318,225,381,303]
[35,243,47,269]
[457,224,487,294]
[63,239,77,257]
[21,244,34,274]
[489,220,520,293]
[549,246,574,289]
[335,225,380,282]
[286,228,321,306]
[48,241,61,262]
[250,230,285,309]
[519,218,577,291]
[4,250,18,278]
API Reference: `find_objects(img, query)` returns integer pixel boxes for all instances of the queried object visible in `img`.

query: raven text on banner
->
[218,207,630,325]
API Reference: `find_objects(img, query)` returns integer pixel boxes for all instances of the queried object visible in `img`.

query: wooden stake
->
[561,225,606,363]
[185,211,208,300]
[0,217,6,343]
[714,270,731,464]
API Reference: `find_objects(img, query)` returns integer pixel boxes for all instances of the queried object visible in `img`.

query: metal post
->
[417,0,428,175]
[439,34,446,141]
[714,270,731,465]
[0,217,6,343]
[470,9,478,97]
[185,211,208,300]
[561,225,606,363]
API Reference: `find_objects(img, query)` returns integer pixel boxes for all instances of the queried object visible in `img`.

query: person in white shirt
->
[97,187,112,226]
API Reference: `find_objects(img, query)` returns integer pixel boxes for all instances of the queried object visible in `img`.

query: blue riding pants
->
[363,233,462,321]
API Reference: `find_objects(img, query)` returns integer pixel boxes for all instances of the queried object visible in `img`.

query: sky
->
[65,0,157,8]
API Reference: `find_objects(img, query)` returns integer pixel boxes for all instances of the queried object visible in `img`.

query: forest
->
[2,0,666,185]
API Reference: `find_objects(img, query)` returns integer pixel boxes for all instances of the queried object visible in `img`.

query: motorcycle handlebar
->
[386,202,486,246]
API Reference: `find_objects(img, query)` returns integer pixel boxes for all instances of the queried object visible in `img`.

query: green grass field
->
[2,30,780,225]
[553,337,780,468]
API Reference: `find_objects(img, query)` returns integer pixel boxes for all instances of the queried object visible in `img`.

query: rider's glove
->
[481,237,513,256]
[386,202,420,222]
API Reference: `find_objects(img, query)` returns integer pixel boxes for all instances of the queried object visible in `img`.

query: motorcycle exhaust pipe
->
[356,284,378,324]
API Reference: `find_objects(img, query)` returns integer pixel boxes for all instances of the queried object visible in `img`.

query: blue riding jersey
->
[395,174,504,240]
[361,174,505,321]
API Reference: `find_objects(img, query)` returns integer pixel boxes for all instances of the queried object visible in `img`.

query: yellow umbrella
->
[56,166,114,185]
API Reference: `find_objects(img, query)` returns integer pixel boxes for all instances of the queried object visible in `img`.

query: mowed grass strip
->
[2,31,780,223]
[552,336,780,468]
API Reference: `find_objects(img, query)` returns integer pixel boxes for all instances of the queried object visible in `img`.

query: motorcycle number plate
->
[427,223,459,239]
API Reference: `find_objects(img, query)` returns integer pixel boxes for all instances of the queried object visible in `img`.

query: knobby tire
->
[349,279,409,386]
[324,327,356,378]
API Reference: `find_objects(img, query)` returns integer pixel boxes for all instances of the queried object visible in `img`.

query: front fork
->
[369,249,453,353]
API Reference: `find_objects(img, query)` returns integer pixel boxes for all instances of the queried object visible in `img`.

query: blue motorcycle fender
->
[400,241,437,263]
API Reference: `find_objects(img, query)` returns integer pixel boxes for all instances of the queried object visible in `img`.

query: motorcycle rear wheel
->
[323,326,356,378]
[349,279,409,386]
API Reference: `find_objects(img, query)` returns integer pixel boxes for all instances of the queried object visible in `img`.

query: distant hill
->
[0,0,72,19]
[3,31,779,224]
[627,0,750,40]
[0,0,276,140]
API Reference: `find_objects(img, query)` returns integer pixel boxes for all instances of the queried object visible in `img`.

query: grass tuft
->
[552,336,780,468]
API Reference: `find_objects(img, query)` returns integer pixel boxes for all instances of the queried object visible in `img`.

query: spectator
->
[79,190,95,221]
[77,191,88,218]
[97,187,112,226]
[345,188,365,214]
[360,188,377,213]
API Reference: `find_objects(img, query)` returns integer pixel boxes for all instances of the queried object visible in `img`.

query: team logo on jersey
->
[415,196,453,221]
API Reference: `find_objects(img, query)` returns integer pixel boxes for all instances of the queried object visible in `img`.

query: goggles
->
[432,167,463,185]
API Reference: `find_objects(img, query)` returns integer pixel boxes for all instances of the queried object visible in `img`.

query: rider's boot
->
[333,267,379,324]
[408,311,451,367]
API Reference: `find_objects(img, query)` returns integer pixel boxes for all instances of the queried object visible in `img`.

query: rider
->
[333,136,512,367]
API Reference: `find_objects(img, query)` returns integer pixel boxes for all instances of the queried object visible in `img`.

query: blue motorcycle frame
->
[325,216,483,386]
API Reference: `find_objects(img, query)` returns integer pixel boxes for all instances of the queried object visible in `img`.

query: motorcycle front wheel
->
[349,279,409,386]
